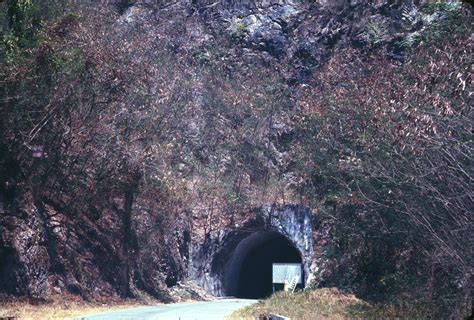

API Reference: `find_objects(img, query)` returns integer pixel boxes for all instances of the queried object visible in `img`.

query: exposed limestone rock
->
[188,205,315,296]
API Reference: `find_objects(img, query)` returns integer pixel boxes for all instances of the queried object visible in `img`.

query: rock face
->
[185,0,435,83]
[118,0,440,86]
[0,191,188,301]
[189,205,314,296]
[1,0,469,304]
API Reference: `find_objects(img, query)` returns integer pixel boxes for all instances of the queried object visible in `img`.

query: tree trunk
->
[121,169,141,298]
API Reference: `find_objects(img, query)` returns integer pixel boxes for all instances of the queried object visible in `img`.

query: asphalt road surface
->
[76,299,258,320]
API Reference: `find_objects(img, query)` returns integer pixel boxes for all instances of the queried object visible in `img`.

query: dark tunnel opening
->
[227,232,302,299]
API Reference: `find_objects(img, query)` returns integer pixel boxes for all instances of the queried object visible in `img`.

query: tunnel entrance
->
[237,235,301,298]
[191,205,314,297]
[222,231,302,299]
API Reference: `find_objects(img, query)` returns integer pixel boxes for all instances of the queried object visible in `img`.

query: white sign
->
[272,263,302,284]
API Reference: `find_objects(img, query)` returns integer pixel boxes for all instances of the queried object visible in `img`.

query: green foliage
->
[235,21,246,35]
[2,31,21,64]
[399,1,466,49]
[6,0,35,35]
[421,1,462,15]
[1,0,36,65]
[230,18,247,38]
[0,1,80,66]
[52,48,86,75]
[364,20,388,45]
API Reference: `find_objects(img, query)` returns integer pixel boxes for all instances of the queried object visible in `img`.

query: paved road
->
[76,299,257,320]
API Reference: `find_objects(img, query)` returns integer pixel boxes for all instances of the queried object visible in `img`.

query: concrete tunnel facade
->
[189,205,314,298]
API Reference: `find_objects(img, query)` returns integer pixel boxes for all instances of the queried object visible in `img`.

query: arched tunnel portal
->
[222,231,302,298]
[189,205,314,298]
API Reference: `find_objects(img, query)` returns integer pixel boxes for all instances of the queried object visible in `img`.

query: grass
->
[0,299,144,320]
[226,288,438,320]
[227,288,371,320]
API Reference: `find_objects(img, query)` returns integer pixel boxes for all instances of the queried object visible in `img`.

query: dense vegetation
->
[0,0,472,318]
[297,10,472,314]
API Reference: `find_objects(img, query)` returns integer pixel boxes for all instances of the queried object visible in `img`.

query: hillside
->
[0,0,472,318]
